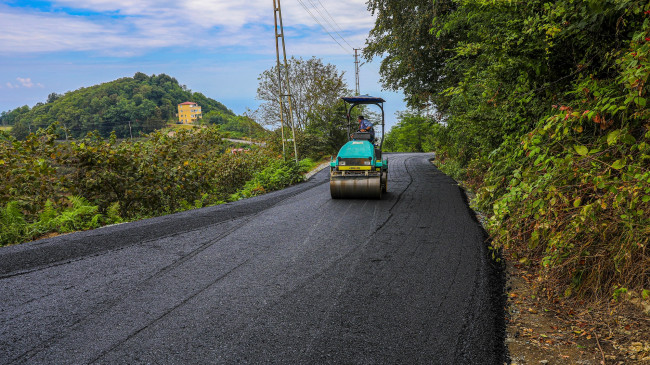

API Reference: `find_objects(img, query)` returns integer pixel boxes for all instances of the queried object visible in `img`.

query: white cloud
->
[49,0,372,30]
[0,1,373,56]
[17,77,34,88]
[3,78,45,89]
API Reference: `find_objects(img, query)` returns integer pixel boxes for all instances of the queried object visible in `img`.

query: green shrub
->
[37,196,110,233]
[0,201,30,246]
[231,159,305,200]
[0,125,285,245]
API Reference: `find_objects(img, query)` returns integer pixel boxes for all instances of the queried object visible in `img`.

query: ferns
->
[0,197,123,246]
[38,196,102,233]
[0,201,29,245]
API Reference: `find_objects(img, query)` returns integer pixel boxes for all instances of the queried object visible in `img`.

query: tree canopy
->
[383,112,437,153]
[256,56,352,157]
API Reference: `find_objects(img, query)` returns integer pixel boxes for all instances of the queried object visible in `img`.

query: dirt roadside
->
[455,177,649,365]
[505,258,650,364]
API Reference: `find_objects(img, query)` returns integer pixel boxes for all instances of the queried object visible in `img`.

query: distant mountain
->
[1,72,265,139]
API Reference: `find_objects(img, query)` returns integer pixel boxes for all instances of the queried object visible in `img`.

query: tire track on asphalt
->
[367,155,417,236]
[87,257,254,364]
[10,216,257,365]
[298,154,418,360]
[0,175,330,278]
[9,179,330,365]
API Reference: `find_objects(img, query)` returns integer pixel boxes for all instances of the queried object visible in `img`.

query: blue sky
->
[0,0,407,130]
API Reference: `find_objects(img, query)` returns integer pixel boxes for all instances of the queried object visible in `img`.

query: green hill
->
[1,72,266,139]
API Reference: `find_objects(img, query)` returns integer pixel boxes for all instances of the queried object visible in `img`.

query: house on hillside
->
[177,102,202,124]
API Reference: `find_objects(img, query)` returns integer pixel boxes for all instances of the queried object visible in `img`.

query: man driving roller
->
[357,115,375,143]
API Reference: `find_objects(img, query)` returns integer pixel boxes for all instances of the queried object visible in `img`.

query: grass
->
[165,123,197,130]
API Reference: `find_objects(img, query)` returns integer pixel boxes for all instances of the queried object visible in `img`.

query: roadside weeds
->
[454,178,650,365]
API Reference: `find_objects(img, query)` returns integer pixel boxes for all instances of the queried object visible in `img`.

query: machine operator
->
[357,115,375,143]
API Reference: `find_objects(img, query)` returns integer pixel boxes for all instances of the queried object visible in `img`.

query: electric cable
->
[295,0,353,54]
[311,0,355,50]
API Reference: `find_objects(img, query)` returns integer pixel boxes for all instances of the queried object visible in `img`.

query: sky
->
[0,0,407,130]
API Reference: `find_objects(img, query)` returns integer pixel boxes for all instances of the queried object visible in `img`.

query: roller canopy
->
[341,95,386,104]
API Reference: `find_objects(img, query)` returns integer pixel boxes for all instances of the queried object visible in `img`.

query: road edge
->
[0,169,330,277]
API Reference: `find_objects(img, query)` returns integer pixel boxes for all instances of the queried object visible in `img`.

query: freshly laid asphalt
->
[0,153,506,364]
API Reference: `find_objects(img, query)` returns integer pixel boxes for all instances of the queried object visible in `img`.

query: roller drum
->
[330,175,382,199]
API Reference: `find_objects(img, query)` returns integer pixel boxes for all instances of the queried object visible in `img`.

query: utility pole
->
[273,0,298,163]
[354,48,361,95]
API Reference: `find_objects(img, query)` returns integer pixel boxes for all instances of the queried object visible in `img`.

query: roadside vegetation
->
[372,0,649,304]
[0,125,311,246]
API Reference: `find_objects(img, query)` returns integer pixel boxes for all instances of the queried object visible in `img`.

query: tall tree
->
[256,56,350,130]
[366,0,650,300]
[365,0,458,108]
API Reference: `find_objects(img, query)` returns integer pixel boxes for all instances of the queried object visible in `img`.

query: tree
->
[367,0,650,301]
[1,105,30,126]
[256,56,350,130]
[383,112,435,152]
[256,57,353,156]
[364,0,458,109]
[47,92,62,104]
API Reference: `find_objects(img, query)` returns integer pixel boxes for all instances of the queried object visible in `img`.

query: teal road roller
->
[330,95,388,199]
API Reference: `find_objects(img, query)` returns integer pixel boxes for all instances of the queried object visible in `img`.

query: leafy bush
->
[231,159,307,200]
[0,124,285,246]
[38,196,118,233]
[297,157,319,172]
[0,126,61,218]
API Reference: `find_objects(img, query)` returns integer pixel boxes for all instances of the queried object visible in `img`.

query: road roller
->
[330,95,388,199]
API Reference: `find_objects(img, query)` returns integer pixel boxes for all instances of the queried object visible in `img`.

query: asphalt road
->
[0,153,506,364]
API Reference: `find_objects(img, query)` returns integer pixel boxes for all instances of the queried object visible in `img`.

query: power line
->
[295,0,353,54]
[304,0,355,51]
[312,0,355,50]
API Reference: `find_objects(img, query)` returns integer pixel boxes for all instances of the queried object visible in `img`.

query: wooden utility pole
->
[273,0,298,163]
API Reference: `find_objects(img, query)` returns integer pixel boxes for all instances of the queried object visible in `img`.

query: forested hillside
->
[0,72,265,139]
[370,0,649,301]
